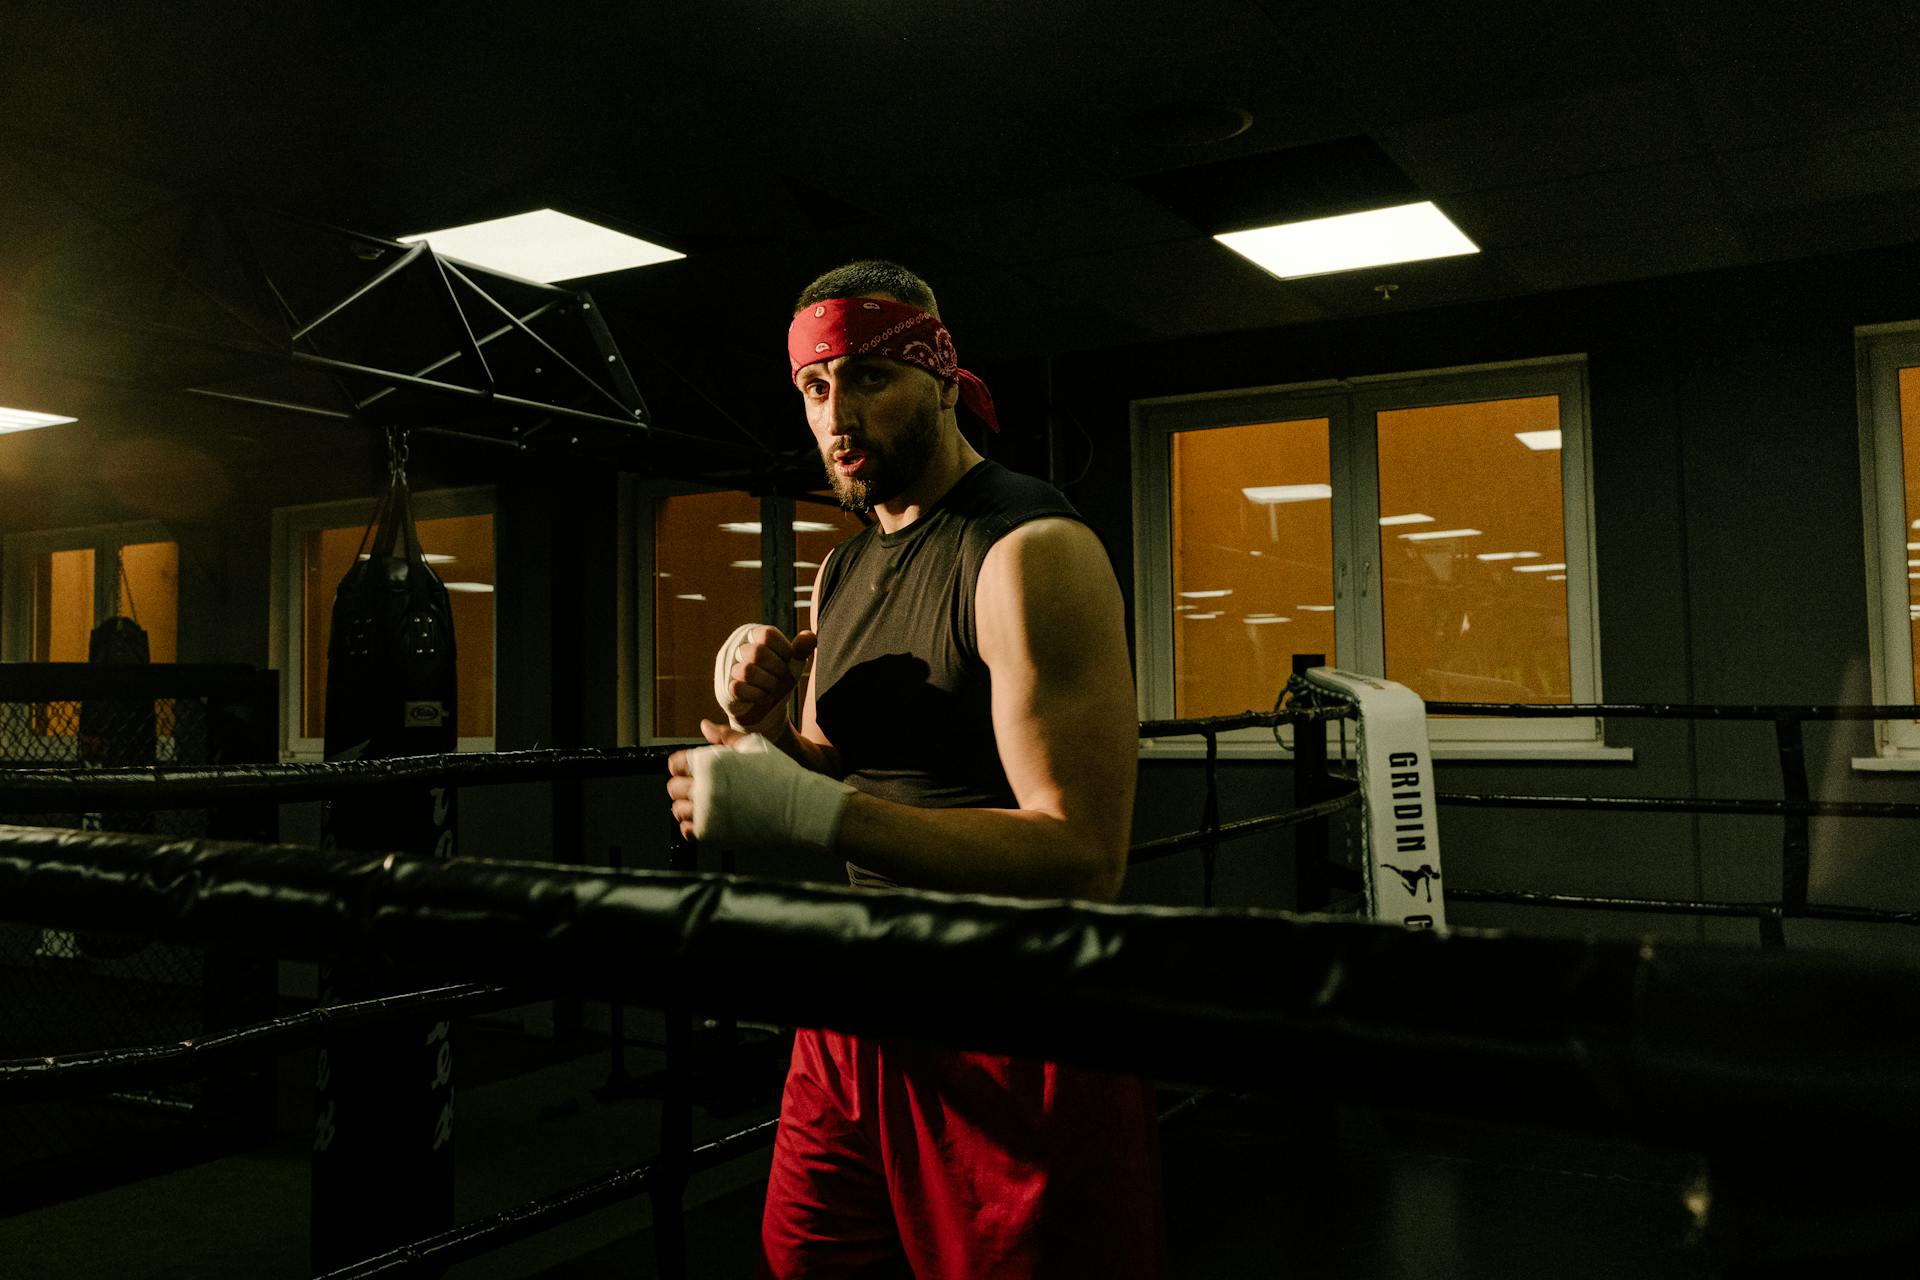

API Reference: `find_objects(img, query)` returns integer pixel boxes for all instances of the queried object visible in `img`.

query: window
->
[272,488,496,758]
[1857,326,1920,761]
[637,486,863,741]
[2,521,180,663]
[1134,357,1603,755]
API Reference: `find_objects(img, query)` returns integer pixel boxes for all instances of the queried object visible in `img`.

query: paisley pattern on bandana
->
[788,296,999,431]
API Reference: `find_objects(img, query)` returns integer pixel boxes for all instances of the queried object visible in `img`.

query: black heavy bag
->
[321,471,458,852]
[79,615,156,769]
[76,615,156,957]
[311,467,459,1273]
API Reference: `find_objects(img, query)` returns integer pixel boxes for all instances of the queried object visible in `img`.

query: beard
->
[822,393,942,514]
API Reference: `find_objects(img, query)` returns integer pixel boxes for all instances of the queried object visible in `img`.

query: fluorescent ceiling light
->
[1297,605,1336,612]
[1476,551,1541,562]
[731,559,763,569]
[399,208,683,283]
[1546,575,1567,581]
[1214,201,1478,280]
[1908,543,1920,551]
[1184,612,1223,620]
[1515,430,1562,451]
[720,521,841,535]
[443,581,493,593]
[1513,562,1567,573]
[796,584,813,593]
[1241,484,1332,504]
[1400,528,1482,542]
[1178,589,1233,598]
[1379,513,1434,527]
[1244,616,1291,625]
[675,593,707,601]
[0,406,78,433]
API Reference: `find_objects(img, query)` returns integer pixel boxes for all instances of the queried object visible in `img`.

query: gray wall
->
[1042,241,1920,952]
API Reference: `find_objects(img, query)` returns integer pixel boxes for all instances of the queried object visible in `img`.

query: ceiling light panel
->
[1215,201,1478,280]
[400,209,683,283]
[0,406,78,433]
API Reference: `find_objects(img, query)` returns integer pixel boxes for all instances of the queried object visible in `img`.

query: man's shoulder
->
[958,460,1076,516]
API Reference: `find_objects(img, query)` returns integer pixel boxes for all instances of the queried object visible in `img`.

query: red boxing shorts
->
[760,1027,1166,1279]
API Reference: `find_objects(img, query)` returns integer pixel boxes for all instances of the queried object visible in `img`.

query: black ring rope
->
[1438,792,1920,820]
[1128,793,1360,864]
[0,983,520,1100]
[1447,889,1920,926]
[1427,701,1920,720]
[314,1117,781,1280]
[0,746,673,811]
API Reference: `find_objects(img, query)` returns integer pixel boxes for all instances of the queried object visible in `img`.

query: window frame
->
[1857,324,1920,760]
[270,485,498,760]
[1133,354,1609,759]
[632,477,865,746]
[1,517,176,661]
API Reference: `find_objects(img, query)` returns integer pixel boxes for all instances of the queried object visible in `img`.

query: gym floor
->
[1,1018,1712,1278]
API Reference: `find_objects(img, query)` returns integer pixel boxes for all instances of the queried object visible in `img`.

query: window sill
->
[1851,756,1920,773]
[1138,739,1635,764]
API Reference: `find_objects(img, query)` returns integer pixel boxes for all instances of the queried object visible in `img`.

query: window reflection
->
[1376,395,1569,703]
[1170,418,1335,718]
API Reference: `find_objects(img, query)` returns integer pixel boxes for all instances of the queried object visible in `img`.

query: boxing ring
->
[3,677,1919,1276]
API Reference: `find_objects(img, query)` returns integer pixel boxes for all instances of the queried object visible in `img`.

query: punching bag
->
[321,467,458,851]
[74,615,157,959]
[311,448,459,1273]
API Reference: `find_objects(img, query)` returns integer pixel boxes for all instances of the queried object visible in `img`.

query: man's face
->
[797,354,944,513]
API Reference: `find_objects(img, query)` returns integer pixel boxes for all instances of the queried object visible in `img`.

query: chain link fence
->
[0,666,277,1202]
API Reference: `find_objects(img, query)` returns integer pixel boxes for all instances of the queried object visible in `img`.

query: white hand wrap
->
[712,623,811,734]
[687,733,854,852]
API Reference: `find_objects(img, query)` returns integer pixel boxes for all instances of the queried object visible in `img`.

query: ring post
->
[1770,716,1810,949]
[1301,667,1445,930]
[1291,654,1331,914]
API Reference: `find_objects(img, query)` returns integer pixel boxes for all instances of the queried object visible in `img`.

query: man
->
[666,261,1162,1278]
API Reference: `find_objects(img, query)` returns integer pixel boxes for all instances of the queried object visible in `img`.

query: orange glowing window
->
[1169,418,1336,719]
[654,491,764,738]
[651,493,863,738]
[30,548,95,663]
[1900,366,1920,705]
[1139,358,1598,745]
[1375,396,1570,704]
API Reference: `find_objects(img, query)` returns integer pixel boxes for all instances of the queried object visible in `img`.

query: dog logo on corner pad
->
[1381,863,1441,902]
[404,701,449,727]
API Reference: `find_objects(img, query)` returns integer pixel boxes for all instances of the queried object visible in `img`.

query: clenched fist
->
[713,623,817,740]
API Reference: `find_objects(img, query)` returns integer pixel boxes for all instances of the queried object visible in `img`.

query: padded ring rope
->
[5,822,1920,1150]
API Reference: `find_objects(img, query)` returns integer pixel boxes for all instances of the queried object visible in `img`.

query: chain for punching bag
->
[311,425,459,1273]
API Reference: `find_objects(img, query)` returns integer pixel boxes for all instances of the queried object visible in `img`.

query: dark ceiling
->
[4,1,1920,459]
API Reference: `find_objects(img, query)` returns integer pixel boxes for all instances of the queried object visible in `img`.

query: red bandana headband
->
[788,296,1000,432]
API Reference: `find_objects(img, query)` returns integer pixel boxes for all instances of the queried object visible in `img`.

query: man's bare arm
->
[827,518,1136,901]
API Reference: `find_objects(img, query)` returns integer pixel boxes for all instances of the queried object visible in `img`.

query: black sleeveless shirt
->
[813,461,1081,881]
